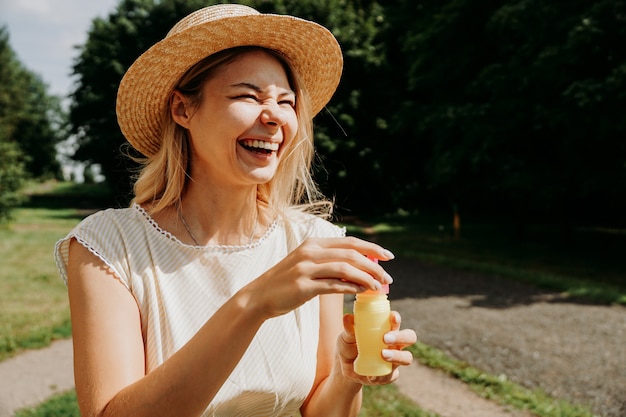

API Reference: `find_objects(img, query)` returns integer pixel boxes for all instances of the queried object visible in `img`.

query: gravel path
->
[385,258,626,417]
[1,258,624,417]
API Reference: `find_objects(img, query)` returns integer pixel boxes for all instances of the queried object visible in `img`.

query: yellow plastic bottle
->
[353,258,392,377]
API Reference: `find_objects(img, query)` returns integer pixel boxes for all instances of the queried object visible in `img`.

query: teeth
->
[243,140,279,151]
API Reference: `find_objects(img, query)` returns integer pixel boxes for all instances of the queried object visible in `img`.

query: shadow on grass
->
[21,181,123,217]
[343,215,626,308]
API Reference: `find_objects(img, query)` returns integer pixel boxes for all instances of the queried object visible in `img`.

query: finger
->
[337,314,358,362]
[343,313,356,341]
[389,311,401,331]
[363,368,400,385]
[314,277,366,294]
[305,237,395,262]
[384,329,418,349]
[381,349,414,368]
[310,249,393,287]
[312,262,386,292]
[321,236,396,262]
[298,240,394,289]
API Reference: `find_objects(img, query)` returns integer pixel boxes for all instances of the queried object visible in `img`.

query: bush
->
[0,140,28,222]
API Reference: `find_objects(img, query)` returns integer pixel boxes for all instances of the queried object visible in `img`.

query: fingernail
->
[384,333,396,344]
[372,281,382,291]
[383,249,395,259]
[382,349,394,360]
[384,272,394,284]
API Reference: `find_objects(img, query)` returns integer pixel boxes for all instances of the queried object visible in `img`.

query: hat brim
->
[116,13,343,157]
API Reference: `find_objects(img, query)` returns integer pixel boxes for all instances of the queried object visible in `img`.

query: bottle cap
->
[363,256,389,294]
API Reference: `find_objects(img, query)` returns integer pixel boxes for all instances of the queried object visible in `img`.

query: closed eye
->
[279,98,296,107]
[231,94,259,102]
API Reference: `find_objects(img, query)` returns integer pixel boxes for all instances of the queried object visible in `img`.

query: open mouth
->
[239,139,279,154]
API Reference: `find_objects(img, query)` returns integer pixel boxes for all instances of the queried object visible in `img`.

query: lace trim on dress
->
[132,203,279,252]
[55,234,131,290]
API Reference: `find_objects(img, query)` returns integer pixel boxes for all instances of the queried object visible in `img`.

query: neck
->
[178,182,261,246]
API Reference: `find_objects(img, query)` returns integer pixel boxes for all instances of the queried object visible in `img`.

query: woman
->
[55,4,417,417]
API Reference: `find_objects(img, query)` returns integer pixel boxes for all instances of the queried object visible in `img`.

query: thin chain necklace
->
[178,204,258,246]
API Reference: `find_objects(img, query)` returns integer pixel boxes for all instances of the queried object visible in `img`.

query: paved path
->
[0,339,74,417]
[396,360,534,417]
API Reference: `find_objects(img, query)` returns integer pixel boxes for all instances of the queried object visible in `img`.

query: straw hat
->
[116,3,343,157]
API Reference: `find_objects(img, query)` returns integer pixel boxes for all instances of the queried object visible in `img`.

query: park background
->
[0,1,624,416]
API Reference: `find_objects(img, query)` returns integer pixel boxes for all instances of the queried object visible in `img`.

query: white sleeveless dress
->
[55,204,345,416]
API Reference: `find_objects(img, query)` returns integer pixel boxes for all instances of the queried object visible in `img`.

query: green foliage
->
[360,384,440,417]
[346,214,626,304]
[0,205,79,360]
[394,0,626,225]
[69,0,219,202]
[14,390,80,417]
[0,141,27,222]
[68,0,626,226]
[0,27,64,181]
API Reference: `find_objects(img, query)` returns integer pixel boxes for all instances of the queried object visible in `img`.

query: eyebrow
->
[230,82,295,97]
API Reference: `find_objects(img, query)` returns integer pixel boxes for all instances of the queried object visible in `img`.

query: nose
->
[260,101,289,128]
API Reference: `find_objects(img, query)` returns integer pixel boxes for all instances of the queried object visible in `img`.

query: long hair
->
[131,46,332,219]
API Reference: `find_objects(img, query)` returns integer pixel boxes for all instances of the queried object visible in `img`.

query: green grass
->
[343,214,626,305]
[0,207,82,361]
[14,390,80,417]
[360,385,441,417]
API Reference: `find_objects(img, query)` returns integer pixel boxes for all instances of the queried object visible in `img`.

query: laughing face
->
[172,49,298,189]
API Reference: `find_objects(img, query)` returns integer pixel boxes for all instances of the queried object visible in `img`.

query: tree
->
[69,0,215,204]
[0,140,27,222]
[0,27,52,220]
[11,71,64,179]
[69,0,626,225]
[0,27,63,181]
[69,0,397,213]
[393,0,626,227]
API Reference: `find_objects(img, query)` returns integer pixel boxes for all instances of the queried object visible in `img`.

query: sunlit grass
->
[0,207,80,360]
[360,384,440,417]
[14,390,80,417]
[343,215,626,305]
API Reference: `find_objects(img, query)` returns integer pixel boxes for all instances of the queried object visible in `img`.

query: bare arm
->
[300,293,362,417]
[68,239,267,417]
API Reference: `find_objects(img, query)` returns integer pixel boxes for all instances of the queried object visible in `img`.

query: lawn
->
[343,212,626,305]
[0,207,79,360]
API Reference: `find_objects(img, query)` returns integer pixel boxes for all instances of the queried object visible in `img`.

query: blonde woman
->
[55,4,416,417]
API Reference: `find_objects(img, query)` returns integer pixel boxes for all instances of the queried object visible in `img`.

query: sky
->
[0,0,120,98]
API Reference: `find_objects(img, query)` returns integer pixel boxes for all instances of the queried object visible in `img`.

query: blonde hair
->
[131,47,332,219]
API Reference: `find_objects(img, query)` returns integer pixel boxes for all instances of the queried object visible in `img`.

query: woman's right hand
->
[245,236,394,319]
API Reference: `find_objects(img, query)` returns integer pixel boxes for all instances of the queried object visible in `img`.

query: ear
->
[171,90,192,128]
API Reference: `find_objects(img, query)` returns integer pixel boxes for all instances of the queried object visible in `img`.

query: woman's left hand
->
[337,311,418,385]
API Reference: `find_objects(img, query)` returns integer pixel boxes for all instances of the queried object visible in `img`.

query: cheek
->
[284,113,299,141]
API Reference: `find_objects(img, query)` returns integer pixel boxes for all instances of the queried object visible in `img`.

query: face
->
[172,50,298,189]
